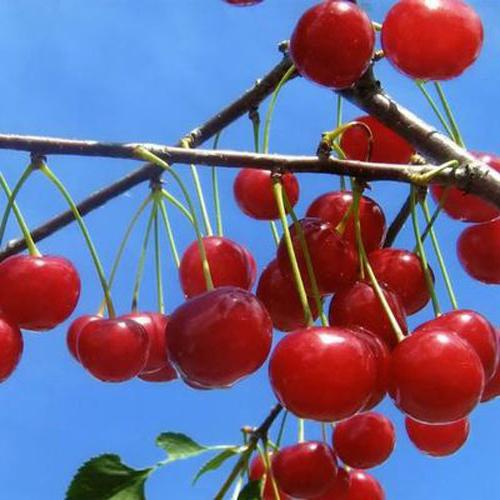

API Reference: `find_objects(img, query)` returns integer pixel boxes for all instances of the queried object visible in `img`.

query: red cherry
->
[167,287,272,389]
[272,442,338,498]
[368,248,432,315]
[329,281,408,350]
[277,218,358,296]
[347,470,385,500]
[0,254,80,331]
[243,246,257,286]
[381,0,483,81]
[256,259,319,332]
[290,0,375,89]
[224,0,263,5]
[415,310,497,381]
[332,412,395,469]
[389,329,484,423]
[66,315,101,361]
[269,326,377,421]
[431,153,500,222]
[482,329,500,402]
[138,365,177,383]
[0,316,23,382]
[457,218,500,284]
[233,169,299,220]
[306,191,386,254]
[340,115,415,164]
[179,236,255,298]
[249,454,291,500]
[314,467,350,500]
[405,416,469,457]
[78,318,149,382]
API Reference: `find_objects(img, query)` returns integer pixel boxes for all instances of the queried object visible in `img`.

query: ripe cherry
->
[368,248,432,315]
[340,115,415,164]
[167,287,272,389]
[249,453,290,500]
[415,310,497,381]
[314,467,350,500]
[224,0,263,5]
[306,191,386,254]
[389,328,484,423]
[277,218,358,296]
[347,470,385,500]
[0,316,23,382]
[78,318,149,382]
[269,326,377,422]
[179,236,255,298]
[431,153,500,222]
[138,365,177,383]
[332,412,395,469]
[290,0,375,89]
[67,315,101,361]
[272,442,338,499]
[0,254,80,331]
[382,0,483,81]
[329,281,408,350]
[405,416,469,457]
[256,259,319,332]
[233,169,299,220]
[457,218,500,285]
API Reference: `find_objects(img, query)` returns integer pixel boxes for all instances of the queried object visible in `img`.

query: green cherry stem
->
[212,132,224,237]
[433,82,465,148]
[153,197,165,314]
[336,95,346,191]
[189,163,213,236]
[0,172,40,256]
[39,162,115,317]
[158,198,180,268]
[161,189,194,224]
[275,410,289,449]
[262,441,281,500]
[298,418,305,444]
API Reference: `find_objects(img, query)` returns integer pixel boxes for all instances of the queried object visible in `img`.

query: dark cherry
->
[348,470,385,500]
[314,467,350,500]
[233,169,299,220]
[431,153,500,222]
[382,0,483,81]
[389,328,484,423]
[332,412,395,469]
[249,454,290,500]
[306,191,386,254]
[290,0,375,89]
[0,315,23,382]
[457,218,500,285]
[269,326,377,422]
[415,310,497,381]
[329,281,408,350]
[405,416,469,457]
[272,441,338,499]
[256,259,319,332]
[340,115,415,164]
[138,365,177,383]
[67,315,101,361]
[78,318,149,382]
[368,248,432,315]
[179,236,255,298]
[167,287,272,389]
[482,329,500,402]
[224,0,263,5]
[0,254,80,331]
[277,218,358,296]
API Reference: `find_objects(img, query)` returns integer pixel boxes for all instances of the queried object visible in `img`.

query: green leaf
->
[66,454,153,500]
[156,432,208,461]
[192,448,240,485]
[237,480,262,500]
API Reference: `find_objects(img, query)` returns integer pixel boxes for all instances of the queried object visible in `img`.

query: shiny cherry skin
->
[306,191,386,254]
[269,326,377,422]
[389,329,484,423]
[277,218,358,296]
[272,442,338,499]
[224,0,263,5]
[120,312,174,375]
[249,454,291,500]
[234,169,299,220]
[256,259,319,332]
[138,364,177,383]
[348,470,385,500]
[382,0,483,81]
[0,316,23,382]
[314,467,350,500]
[329,281,408,350]
[368,248,432,315]
[67,315,101,361]
[0,254,80,331]
[457,218,500,285]
[243,246,257,286]
[340,115,415,164]
[405,416,469,457]
[78,318,149,382]
[290,0,375,89]
[482,329,500,401]
[179,236,255,298]
[167,287,272,389]
[431,153,500,222]
[415,310,497,381]
[333,412,395,469]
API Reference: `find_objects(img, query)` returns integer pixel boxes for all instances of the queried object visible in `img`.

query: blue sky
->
[0,1,498,499]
